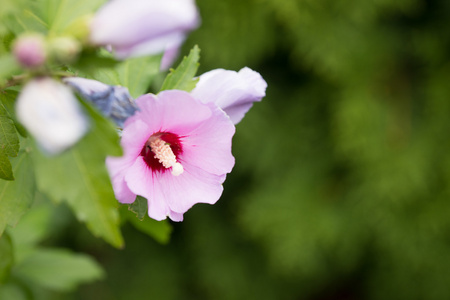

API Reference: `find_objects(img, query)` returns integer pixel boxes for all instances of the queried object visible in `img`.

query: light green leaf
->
[13,248,104,291]
[93,54,162,98]
[0,282,28,300]
[0,233,13,283]
[0,55,20,87]
[36,0,106,36]
[7,201,52,262]
[0,150,35,235]
[160,45,200,92]
[31,102,123,247]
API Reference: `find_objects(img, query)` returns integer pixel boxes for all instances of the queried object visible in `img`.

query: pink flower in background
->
[191,67,267,124]
[13,34,47,68]
[90,0,199,59]
[106,90,235,221]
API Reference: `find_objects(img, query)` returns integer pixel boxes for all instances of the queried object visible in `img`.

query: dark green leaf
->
[0,153,13,180]
[122,197,172,244]
[0,149,35,235]
[13,248,104,291]
[73,50,119,74]
[160,45,200,92]
[0,89,27,137]
[128,196,147,220]
[128,216,172,245]
[0,99,19,157]
[31,102,123,247]
[0,233,13,283]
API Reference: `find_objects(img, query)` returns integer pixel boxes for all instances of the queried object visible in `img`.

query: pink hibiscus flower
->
[106,90,235,221]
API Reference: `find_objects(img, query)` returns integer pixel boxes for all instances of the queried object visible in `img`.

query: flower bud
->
[48,37,81,64]
[12,34,47,68]
[16,77,89,154]
[63,77,138,128]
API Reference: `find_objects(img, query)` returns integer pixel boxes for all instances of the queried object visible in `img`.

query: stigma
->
[147,136,184,176]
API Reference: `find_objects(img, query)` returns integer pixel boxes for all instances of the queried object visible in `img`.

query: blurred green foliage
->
[9,0,450,299]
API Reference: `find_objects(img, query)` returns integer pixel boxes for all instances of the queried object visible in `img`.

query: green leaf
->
[0,91,22,180]
[0,89,27,137]
[128,216,172,245]
[13,248,104,291]
[160,45,200,92]
[128,196,147,220]
[31,102,123,248]
[0,100,19,158]
[0,233,13,283]
[0,154,13,180]
[37,0,106,36]
[0,149,35,235]
[0,55,20,86]
[93,54,162,98]
[7,201,52,262]
[121,198,173,244]
[0,282,28,300]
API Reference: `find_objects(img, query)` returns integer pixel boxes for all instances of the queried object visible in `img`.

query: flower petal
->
[124,157,171,221]
[158,161,227,216]
[135,91,213,135]
[16,78,89,154]
[180,104,235,175]
[191,67,267,124]
[90,0,199,59]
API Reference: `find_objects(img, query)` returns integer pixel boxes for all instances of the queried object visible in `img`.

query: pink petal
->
[158,161,227,215]
[90,0,199,59]
[191,67,267,124]
[180,104,235,175]
[135,91,213,135]
[124,157,171,221]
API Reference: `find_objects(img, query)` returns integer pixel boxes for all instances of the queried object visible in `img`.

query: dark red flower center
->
[140,132,183,173]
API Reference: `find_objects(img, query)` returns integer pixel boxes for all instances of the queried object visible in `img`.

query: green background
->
[12,0,450,299]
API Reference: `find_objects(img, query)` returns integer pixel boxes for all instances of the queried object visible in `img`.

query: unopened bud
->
[48,36,81,64]
[12,34,47,68]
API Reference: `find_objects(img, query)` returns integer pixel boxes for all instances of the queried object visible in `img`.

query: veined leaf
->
[36,0,106,36]
[92,54,162,98]
[0,149,35,235]
[128,196,147,220]
[13,248,104,291]
[0,90,23,180]
[0,98,19,158]
[160,45,200,92]
[0,89,27,137]
[31,102,123,248]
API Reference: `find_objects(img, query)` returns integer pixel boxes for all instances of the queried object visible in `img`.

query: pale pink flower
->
[106,90,235,221]
[191,67,267,124]
[90,0,199,59]
[16,78,89,154]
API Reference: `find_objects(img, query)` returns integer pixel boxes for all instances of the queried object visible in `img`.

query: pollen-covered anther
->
[149,137,184,176]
